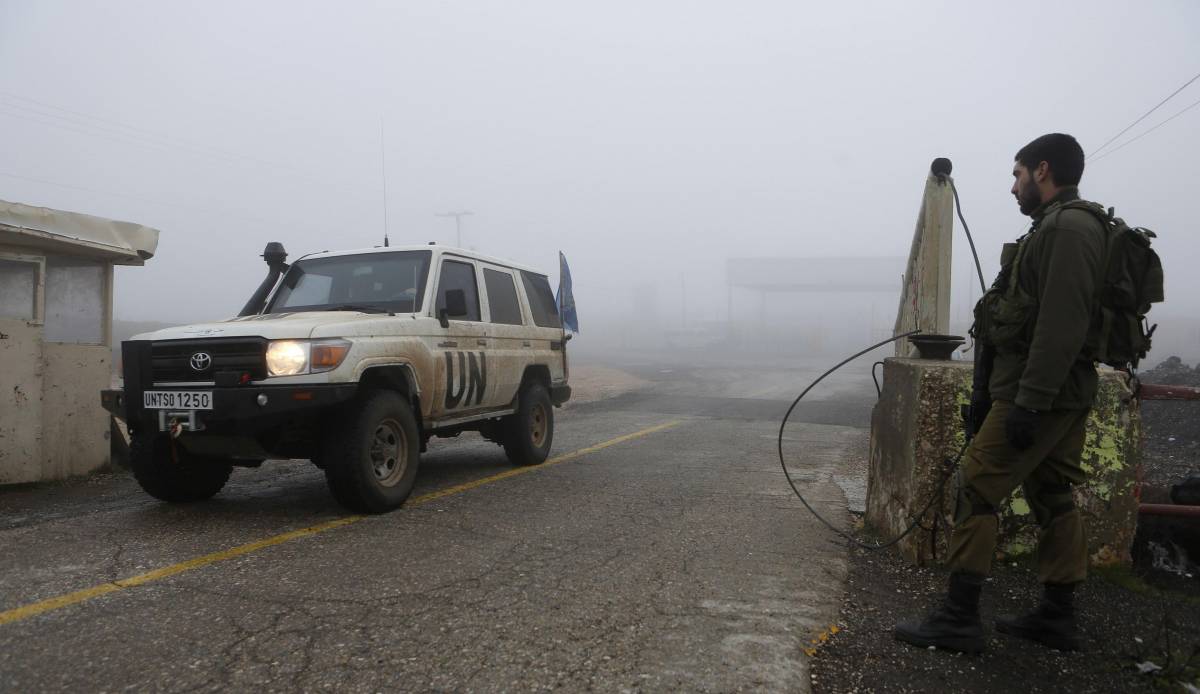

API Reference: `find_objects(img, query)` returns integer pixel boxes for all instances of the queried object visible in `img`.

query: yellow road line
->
[0,419,683,627]
[408,419,682,505]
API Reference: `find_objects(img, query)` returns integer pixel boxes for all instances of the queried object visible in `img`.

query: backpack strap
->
[1005,230,1032,299]
[1041,199,1116,365]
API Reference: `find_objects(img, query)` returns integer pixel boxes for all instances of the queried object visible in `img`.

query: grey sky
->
[2,1,1197,356]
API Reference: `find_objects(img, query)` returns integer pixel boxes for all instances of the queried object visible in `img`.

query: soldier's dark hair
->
[1015,133,1085,186]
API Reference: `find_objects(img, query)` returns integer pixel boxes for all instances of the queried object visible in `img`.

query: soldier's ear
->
[1034,160,1051,184]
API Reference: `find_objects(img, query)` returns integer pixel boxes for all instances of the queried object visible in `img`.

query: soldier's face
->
[1011,163,1041,216]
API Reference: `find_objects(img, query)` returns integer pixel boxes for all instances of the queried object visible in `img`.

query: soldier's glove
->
[1005,405,1040,451]
[969,389,992,435]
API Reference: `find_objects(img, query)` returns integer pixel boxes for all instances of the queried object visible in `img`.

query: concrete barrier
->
[866,357,1139,568]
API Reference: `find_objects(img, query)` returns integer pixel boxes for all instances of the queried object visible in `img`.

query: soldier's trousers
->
[947,399,1089,584]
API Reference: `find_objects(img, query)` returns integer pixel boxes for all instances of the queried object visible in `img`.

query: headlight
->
[266,340,309,376]
[266,339,352,377]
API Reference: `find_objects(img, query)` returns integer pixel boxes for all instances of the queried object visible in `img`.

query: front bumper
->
[109,339,358,436]
[103,383,358,434]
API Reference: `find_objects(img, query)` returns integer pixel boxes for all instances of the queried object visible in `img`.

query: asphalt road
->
[0,355,880,692]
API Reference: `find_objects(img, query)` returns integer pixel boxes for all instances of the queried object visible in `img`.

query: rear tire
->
[503,382,554,466]
[322,391,420,513]
[129,434,233,503]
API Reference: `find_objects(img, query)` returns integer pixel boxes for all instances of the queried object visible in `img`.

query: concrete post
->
[866,358,1140,568]
[894,168,955,356]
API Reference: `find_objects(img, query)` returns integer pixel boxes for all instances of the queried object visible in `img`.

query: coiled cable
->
[776,330,968,551]
[776,172,988,551]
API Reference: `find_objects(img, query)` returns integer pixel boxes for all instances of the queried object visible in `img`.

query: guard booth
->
[0,199,159,484]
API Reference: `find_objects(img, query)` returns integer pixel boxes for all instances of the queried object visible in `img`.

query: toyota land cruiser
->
[102,242,571,513]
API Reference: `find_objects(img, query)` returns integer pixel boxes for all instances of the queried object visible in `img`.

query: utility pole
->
[436,211,473,247]
[380,119,390,247]
[680,272,687,330]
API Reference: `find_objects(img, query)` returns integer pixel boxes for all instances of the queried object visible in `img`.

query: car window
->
[520,271,561,329]
[437,260,481,322]
[483,268,523,325]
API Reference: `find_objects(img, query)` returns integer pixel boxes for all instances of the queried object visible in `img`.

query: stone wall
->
[866,357,1140,568]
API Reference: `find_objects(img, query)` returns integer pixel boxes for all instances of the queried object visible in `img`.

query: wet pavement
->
[0,357,879,692]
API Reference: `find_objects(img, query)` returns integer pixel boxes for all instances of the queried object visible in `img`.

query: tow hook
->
[158,410,204,436]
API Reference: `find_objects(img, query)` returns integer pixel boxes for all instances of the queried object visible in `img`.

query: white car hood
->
[132,311,389,341]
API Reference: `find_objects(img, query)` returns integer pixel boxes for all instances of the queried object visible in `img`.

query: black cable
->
[776,329,970,551]
[948,180,988,295]
[870,361,885,397]
[777,166,984,551]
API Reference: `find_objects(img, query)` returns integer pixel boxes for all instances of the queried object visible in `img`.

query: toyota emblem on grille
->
[189,352,213,372]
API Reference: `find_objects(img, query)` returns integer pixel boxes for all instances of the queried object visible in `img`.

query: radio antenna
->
[380,118,390,247]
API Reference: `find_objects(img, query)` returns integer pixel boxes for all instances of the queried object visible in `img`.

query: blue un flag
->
[556,251,579,333]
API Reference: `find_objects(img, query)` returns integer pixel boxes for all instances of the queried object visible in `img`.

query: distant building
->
[726,256,906,354]
[0,199,159,484]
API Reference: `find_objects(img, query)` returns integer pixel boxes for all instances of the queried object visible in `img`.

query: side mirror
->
[438,289,468,328]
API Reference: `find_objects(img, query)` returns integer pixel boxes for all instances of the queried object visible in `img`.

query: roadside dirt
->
[561,364,650,407]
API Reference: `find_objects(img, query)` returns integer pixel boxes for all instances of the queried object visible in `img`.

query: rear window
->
[484,268,523,325]
[520,271,561,329]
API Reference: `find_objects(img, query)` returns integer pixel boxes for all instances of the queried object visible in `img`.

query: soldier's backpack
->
[1049,200,1165,371]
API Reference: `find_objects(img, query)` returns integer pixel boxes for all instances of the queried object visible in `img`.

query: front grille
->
[152,338,267,383]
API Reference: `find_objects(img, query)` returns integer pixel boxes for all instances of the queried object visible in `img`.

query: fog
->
[3,1,1198,362]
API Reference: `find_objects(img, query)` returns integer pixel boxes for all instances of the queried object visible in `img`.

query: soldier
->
[895,133,1107,654]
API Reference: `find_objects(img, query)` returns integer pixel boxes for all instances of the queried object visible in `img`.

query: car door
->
[479,264,527,408]
[430,257,489,418]
[516,270,567,388]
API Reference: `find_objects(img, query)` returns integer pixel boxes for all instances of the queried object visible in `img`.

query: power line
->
[1087,70,1200,158]
[0,105,237,165]
[0,170,325,235]
[1090,96,1200,163]
[0,91,382,201]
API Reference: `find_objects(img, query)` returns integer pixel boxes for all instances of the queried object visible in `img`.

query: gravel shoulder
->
[811,540,1200,693]
[1138,356,1200,490]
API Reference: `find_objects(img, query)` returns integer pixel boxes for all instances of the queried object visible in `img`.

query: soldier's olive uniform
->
[950,187,1106,584]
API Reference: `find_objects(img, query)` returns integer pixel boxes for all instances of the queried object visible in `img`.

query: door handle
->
[438,341,458,348]
[522,341,532,347]
[477,339,488,346]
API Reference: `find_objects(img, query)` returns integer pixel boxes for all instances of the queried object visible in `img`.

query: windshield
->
[265,251,432,314]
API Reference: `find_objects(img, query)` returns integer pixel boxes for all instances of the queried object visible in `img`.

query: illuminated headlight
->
[266,339,350,377]
[266,340,308,376]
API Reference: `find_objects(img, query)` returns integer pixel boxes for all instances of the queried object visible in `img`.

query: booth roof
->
[0,199,159,266]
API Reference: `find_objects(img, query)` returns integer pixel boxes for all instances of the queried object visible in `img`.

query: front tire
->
[322,391,420,513]
[503,382,554,466]
[129,434,233,503]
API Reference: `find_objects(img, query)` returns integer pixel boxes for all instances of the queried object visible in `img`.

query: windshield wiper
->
[325,304,388,314]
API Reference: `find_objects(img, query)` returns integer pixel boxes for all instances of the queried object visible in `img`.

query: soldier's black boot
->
[995,582,1080,651]
[894,572,986,654]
